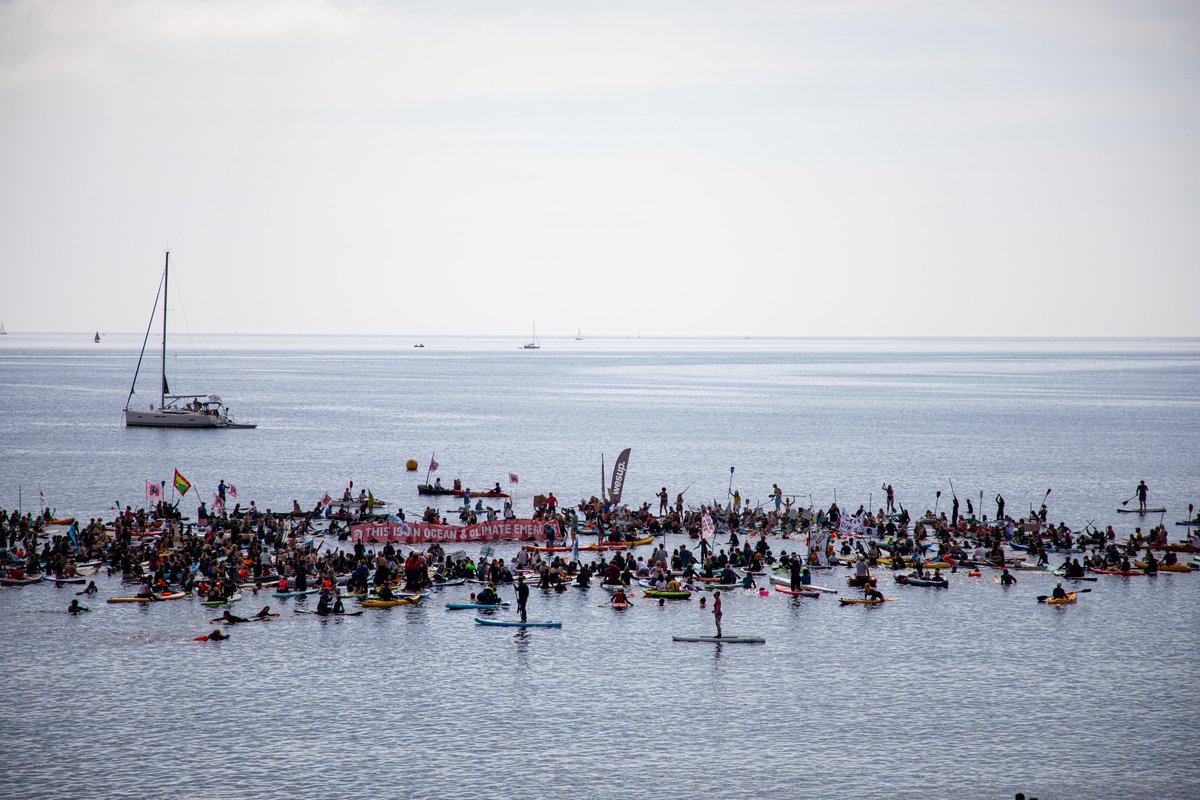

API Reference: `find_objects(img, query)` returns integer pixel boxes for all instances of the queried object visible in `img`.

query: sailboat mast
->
[161,251,169,408]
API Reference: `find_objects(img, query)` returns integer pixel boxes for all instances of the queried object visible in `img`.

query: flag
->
[67,521,78,546]
[508,472,519,484]
[146,481,163,501]
[701,513,715,543]
[213,494,225,514]
[430,456,439,472]
[320,492,333,509]
[608,448,631,506]
[228,484,238,499]
[173,469,191,496]
[368,490,376,511]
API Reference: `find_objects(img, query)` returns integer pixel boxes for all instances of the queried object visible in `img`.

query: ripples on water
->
[1,545,1197,800]
[1,336,1198,798]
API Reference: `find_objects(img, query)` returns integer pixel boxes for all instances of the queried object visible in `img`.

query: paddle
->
[1120,493,1137,507]
[1037,588,1092,602]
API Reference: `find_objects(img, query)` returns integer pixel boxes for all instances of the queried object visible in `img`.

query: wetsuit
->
[516,581,529,622]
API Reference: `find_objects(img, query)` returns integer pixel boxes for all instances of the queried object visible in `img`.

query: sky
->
[1,0,1198,338]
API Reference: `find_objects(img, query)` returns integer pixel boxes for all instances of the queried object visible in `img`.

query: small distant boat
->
[94,331,101,343]
[0,321,6,335]
[123,251,255,429]
[574,329,582,341]
[522,324,540,350]
[413,343,425,348]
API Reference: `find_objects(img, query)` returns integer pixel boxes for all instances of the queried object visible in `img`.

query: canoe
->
[474,617,562,628]
[361,597,420,607]
[431,578,466,587]
[417,484,509,498]
[773,585,820,598]
[643,590,692,600]
[106,592,187,603]
[524,535,654,553]
[672,635,765,644]
[838,598,894,605]
[445,602,509,610]
[1133,562,1192,573]
[1046,592,1077,605]
[1146,543,1200,553]
[1117,507,1166,514]
[272,588,321,598]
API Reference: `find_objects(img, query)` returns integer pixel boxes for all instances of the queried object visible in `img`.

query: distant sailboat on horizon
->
[0,321,6,335]
[575,329,582,341]
[522,324,541,350]
[94,331,101,343]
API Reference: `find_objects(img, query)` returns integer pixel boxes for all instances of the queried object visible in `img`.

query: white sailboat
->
[522,324,541,350]
[0,322,6,335]
[574,329,582,341]
[123,251,255,429]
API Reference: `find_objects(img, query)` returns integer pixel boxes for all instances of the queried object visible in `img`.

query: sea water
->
[0,334,1197,799]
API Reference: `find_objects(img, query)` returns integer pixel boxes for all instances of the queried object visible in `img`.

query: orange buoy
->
[405,459,418,471]
[968,570,981,577]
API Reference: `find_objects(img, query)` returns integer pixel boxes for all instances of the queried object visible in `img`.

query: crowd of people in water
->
[3,478,1197,639]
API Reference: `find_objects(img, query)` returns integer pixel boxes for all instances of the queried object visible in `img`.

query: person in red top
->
[712,590,723,638]
[547,493,558,512]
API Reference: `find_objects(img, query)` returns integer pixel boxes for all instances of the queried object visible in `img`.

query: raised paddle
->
[1037,588,1092,602]
[1120,494,1138,507]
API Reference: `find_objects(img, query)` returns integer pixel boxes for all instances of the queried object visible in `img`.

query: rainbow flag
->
[173,469,192,496]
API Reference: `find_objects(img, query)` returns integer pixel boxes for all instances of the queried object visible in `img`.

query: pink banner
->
[351,518,559,544]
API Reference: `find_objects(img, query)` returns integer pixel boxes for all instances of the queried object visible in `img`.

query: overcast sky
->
[2,0,1197,338]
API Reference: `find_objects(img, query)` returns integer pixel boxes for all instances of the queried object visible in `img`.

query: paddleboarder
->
[1135,480,1149,512]
[515,575,529,622]
[712,590,723,638]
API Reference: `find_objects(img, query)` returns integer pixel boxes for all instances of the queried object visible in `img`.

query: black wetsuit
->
[516,581,529,622]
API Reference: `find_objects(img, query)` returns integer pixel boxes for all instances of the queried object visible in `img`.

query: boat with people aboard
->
[123,251,255,429]
[418,481,509,498]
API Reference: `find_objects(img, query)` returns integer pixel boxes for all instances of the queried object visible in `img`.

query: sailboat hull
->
[124,408,253,428]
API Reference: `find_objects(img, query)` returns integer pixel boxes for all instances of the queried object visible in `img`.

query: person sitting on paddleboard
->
[610,589,630,606]
[1051,583,1068,600]
[864,585,884,601]
[477,585,501,605]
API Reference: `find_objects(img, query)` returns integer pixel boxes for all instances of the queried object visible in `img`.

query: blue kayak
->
[446,602,509,610]
[474,617,562,628]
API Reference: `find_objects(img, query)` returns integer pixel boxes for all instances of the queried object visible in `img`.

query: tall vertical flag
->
[146,481,163,501]
[701,513,715,544]
[608,448,631,507]
[173,469,192,496]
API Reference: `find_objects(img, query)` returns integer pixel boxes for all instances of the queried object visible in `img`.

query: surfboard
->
[672,635,765,644]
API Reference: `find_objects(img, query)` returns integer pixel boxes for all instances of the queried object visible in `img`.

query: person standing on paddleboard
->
[1135,480,1149,512]
[712,590,723,638]
[515,575,529,622]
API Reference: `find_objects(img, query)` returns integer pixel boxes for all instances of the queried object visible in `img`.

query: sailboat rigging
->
[522,324,541,350]
[123,251,255,429]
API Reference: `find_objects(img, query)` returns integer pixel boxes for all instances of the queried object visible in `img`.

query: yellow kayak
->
[361,597,421,608]
[107,592,187,603]
[1134,561,1192,573]
[1046,592,1077,605]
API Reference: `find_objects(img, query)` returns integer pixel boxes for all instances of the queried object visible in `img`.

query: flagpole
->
[425,452,435,486]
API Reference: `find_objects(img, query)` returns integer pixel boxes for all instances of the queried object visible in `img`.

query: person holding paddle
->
[1135,480,1149,512]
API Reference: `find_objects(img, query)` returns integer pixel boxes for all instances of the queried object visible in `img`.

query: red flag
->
[228,484,238,499]
[430,457,440,472]
[320,492,333,509]
[508,472,519,484]
[146,481,163,501]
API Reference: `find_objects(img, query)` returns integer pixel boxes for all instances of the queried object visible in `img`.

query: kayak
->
[1145,543,1200,553]
[838,598,894,605]
[643,590,692,600]
[1117,507,1166,514]
[1046,592,1077,604]
[1134,561,1192,573]
[361,597,420,607]
[1090,568,1144,576]
[431,578,466,587]
[272,588,321,598]
[0,574,46,586]
[474,617,562,628]
[445,602,509,610]
[672,635,765,644]
[697,583,739,592]
[107,592,187,603]
[773,585,820,598]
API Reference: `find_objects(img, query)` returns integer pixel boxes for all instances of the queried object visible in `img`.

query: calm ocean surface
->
[1,334,1198,799]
